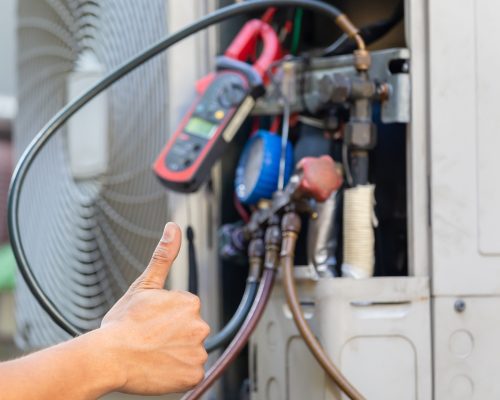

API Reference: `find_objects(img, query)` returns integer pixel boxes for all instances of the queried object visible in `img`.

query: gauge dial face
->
[240,138,264,197]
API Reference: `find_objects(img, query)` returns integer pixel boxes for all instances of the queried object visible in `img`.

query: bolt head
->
[454,299,466,313]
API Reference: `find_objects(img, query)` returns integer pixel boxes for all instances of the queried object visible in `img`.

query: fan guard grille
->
[15,0,171,347]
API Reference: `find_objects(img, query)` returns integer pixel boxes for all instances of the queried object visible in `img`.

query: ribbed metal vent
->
[15,0,170,348]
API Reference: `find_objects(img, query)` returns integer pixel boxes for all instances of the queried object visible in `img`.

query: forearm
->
[0,223,208,397]
[0,328,124,400]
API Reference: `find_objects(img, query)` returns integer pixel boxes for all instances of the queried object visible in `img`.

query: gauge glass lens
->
[242,138,264,195]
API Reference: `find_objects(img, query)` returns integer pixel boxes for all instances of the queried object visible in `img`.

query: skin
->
[0,222,210,399]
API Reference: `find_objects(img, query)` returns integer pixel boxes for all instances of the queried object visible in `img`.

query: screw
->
[454,299,466,313]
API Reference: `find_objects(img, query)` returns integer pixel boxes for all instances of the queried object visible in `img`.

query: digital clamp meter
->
[153,19,281,192]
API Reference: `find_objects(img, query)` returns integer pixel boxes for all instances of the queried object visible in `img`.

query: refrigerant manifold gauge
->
[235,130,293,205]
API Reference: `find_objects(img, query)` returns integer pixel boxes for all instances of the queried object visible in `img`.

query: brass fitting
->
[281,211,301,234]
[264,215,282,270]
[335,14,370,71]
[280,212,301,258]
[376,82,391,102]
[248,234,264,281]
[353,49,371,71]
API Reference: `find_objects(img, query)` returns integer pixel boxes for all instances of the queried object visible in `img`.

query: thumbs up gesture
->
[99,222,210,395]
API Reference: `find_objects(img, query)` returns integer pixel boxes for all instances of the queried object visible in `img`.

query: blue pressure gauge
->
[235,130,294,205]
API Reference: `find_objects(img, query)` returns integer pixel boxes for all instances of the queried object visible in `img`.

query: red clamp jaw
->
[225,19,281,78]
[196,19,281,93]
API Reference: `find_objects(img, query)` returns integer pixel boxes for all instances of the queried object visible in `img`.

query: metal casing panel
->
[250,272,432,400]
[428,0,500,296]
[250,272,323,400]
[433,296,500,399]
[316,277,432,400]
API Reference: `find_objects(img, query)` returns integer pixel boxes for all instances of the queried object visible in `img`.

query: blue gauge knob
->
[235,130,294,205]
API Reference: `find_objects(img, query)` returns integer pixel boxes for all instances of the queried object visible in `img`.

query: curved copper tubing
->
[182,268,276,400]
[281,214,365,400]
[335,14,366,50]
[353,33,366,51]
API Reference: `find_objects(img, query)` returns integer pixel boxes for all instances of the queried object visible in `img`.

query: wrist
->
[73,327,127,398]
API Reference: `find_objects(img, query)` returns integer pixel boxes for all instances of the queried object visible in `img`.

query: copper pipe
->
[335,14,370,71]
[281,212,365,400]
[182,268,276,400]
[335,14,366,50]
[353,33,366,51]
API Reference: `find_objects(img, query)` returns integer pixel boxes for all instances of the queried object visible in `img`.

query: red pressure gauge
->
[153,19,280,193]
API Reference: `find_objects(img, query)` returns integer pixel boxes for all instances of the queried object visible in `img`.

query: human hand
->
[98,222,210,395]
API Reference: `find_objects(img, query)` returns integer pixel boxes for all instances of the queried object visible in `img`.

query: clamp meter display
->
[153,19,280,193]
[153,65,258,192]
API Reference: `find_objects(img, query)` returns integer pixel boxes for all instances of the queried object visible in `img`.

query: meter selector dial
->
[217,82,246,108]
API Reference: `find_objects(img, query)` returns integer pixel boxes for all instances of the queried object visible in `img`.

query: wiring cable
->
[9,0,363,337]
[280,211,365,400]
[290,8,304,55]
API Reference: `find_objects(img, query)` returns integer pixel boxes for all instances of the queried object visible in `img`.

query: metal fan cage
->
[15,0,172,347]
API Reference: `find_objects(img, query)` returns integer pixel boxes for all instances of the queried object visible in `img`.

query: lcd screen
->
[184,117,217,139]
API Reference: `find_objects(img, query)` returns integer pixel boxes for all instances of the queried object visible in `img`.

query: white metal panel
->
[433,296,500,399]
[341,336,416,400]
[475,0,500,255]
[428,0,500,295]
[405,0,431,278]
[250,272,324,400]
[316,277,432,400]
[251,272,432,400]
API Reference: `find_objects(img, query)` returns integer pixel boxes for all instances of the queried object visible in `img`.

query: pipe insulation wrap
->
[341,185,376,278]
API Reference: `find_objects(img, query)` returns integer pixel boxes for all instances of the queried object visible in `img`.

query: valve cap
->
[296,155,343,202]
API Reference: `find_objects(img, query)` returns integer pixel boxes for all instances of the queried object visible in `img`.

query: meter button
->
[193,143,202,152]
[167,160,181,171]
[171,144,188,157]
[180,141,194,152]
[214,110,225,120]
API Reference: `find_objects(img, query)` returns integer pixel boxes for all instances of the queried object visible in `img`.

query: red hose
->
[182,268,276,400]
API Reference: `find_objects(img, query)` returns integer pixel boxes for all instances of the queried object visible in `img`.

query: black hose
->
[205,280,258,352]
[8,0,348,336]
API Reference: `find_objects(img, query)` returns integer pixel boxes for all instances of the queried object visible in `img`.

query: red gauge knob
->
[296,155,343,202]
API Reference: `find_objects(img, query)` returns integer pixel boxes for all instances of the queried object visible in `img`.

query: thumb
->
[135,222,182,289]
